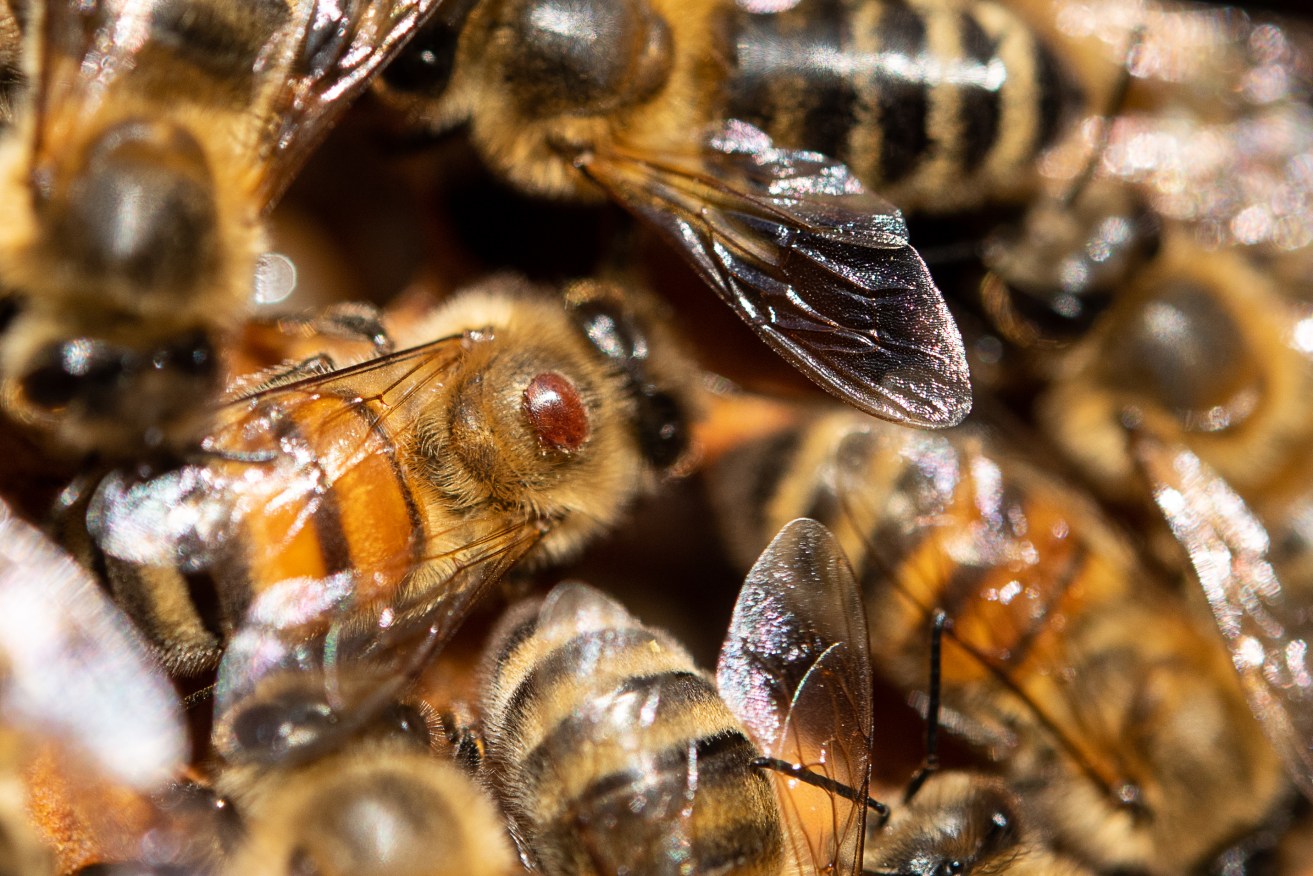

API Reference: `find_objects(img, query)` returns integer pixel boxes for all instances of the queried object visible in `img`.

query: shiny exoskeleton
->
[89,279,695,773]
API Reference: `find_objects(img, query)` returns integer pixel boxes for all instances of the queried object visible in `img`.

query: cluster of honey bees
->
[0,0,1310,873]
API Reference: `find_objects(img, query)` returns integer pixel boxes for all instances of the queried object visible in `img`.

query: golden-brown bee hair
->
[398,275,698,567]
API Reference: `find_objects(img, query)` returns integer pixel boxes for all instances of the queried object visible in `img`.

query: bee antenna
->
[903,610,947,804]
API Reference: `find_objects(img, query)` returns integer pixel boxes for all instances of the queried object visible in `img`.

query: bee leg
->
[904,609,949,805]
[750,757,888,824]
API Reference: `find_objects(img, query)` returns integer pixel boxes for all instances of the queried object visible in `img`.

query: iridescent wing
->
[88,330,543,764]
[89,333,470,576]
[252,0,444,204]
[0,499,186,791]
[717,518,874,876]
[1135,435,1313,800]
[211,518,537,766]
[582,120,971,428]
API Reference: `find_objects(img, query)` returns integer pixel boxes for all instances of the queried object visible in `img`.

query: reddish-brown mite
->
[523,372,589,452]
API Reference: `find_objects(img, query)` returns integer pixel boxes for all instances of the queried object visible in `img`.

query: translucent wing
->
[525,583,703,876]
[253,0,444,204]
[717,518,873,876]
[0,499,186,791]
[87,330,542,763]
[1135,435,1313,800]
[583,120,971,428]
[211,518,536,765]
[90,334,468,575]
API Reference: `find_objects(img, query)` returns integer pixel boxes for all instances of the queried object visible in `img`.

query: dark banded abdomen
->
[481,588,783,876]
[97,389,428,675]
[725,0,1081,212]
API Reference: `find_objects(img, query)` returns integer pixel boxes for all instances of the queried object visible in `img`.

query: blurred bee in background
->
[478,518,877,875]
[0,497,204,874]
[708,399,1289,873]
[1137,438,1313,818]
[366,0,1029,428]
[0,0,443,461]
[0,1,22,129]
[87,277,697,770]
[964,0,1313,375]
[218,698,517,876]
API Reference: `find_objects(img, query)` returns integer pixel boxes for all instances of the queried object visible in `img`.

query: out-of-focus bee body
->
[219,701,517,876]
[479,584,783,876]
[0,0,443,459]
[1034,229,1313,597]
[479,519,877,876]
[0,498,196,874]
[89,278,696,766]
[711,403,1288,874]
[0,1,22,128]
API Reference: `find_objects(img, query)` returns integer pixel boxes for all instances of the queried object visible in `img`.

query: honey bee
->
[477,518,876,874]
[1035,229,1313,529]
[365,0,1044,427]
[0,496,197,873]
[0,0,444,460]
[218,699,518,876]
[87,276,697,767]
[864,772,1095,875]
[709,400,1289,873]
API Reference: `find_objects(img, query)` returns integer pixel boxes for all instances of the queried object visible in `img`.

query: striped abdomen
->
[100,389,428,675]
[725,0,1080,212]
[481,585,783,876]
[714,410,1135,723]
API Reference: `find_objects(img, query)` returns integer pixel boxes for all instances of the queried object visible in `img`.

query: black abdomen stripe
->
[872,0,931,185]
[957,10,1002,173]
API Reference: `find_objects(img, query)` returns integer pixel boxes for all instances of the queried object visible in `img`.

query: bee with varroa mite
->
[365,0,1041,427]
[86,276,697,771]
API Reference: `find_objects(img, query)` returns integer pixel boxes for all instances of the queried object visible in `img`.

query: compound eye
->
[523,371,589,452]
[381,12,461,95]
[637,387,686,469]
[156,329,217,378]
[20,340,126,411]
[228,693,337,764]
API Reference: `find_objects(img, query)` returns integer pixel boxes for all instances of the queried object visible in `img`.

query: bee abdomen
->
[727,0,1080,212]
[482,592,783,876]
